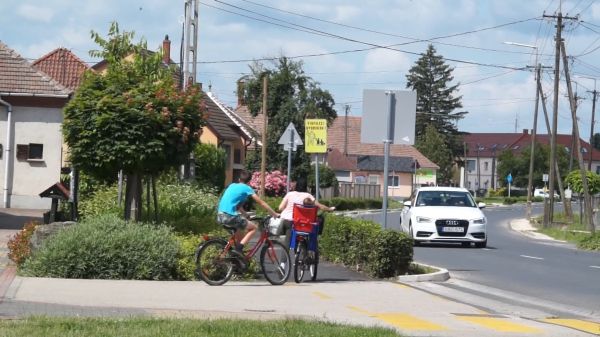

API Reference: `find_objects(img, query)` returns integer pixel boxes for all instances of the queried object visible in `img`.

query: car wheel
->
[475,240,487,248]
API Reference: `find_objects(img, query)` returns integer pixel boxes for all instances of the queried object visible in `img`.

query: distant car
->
[533,188,560,200]
[400,187,487,248]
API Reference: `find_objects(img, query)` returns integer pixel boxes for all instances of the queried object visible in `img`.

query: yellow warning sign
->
[305,119,327,153]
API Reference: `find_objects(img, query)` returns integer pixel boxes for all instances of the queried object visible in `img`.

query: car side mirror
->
[403,200,412,208]
[478,202,486,209]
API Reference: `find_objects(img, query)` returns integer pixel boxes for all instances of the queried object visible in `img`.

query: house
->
[0,41,70,209]
[33,47,90,169]
[201,90,259,184]
[327,116,439,198]
[462,129,600,192]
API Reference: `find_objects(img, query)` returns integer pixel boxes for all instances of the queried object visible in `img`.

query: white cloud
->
[17,4,54,22]
[333,5,360,22]
[363,48,412,73]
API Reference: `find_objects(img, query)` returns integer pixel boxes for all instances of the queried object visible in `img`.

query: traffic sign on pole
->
[305,119,327,153]
[277,122,302,151]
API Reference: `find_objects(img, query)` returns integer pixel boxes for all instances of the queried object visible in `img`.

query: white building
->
[0,41,70,209]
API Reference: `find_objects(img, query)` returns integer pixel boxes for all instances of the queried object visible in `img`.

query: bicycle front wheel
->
[195,239,234,286]
[294,241,307,283]
[260,240,290,285]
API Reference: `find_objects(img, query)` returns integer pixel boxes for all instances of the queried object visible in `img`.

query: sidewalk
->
[509,218,567,241]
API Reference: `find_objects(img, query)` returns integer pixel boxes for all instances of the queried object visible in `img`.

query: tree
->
[194,144,226,192]
[63,22,207,221]
[241,57,337,179]
[416,125,453,184]
[496,144,569,188]
[406,44,467,156]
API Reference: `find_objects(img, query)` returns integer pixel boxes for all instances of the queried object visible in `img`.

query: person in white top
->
[278,177,335,248]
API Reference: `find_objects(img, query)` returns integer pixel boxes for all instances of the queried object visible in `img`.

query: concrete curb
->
[396,262,450,282]
[508,219,565,242]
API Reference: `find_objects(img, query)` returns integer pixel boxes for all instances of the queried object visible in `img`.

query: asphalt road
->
[407,203,600,315]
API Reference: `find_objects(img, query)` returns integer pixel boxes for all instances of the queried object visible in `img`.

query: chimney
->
[162,35,171,65]
[236,80,245,107]
[522,129,528,135]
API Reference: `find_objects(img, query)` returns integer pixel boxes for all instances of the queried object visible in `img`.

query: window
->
[582,148,588,153]
[368,175,379,185]
[388,175,399,187]
[354,175,366,184]
[0,143,2,159]
[467,160,476,172]
[597,166,600,174]
[16,143,43,161]
[484,162,489,171]
[233,148,242,164]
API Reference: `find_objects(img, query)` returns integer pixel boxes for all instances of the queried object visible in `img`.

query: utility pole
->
[259,75,268,197]
[527,64,541,220]
[543,10,578,226]
[344,104,350,156]
[589,86,598,171]
[561,41,594,232]
[182,0,199,180]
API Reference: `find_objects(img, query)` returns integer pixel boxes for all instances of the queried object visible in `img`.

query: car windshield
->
[415,191,476,207]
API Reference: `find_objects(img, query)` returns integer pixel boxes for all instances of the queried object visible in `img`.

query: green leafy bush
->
[21,215,179,280]
[194,143,226,192]
[578,232,600,250]
[320,215,413,278]
[78,185,122,219]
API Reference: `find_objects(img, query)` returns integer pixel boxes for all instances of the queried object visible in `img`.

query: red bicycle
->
[195,216,291,286]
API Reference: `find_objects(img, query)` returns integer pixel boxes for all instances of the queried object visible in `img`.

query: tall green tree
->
[417,125,453,184]
[63,22,207,221]
[496,144,569,188]
[241,57,337,178]
[406,44,467,156]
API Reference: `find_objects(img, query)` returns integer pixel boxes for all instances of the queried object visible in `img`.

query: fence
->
[318,183,381,200]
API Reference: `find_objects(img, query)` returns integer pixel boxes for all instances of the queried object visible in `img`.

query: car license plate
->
[442,227,464,233]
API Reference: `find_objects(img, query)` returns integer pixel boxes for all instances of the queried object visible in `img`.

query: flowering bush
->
[249,170,287,197]
[7,221,39,266]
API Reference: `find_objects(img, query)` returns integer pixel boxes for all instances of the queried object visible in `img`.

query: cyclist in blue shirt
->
[217,170,279,253]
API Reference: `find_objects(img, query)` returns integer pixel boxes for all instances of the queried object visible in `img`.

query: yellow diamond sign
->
[305,119,327,153]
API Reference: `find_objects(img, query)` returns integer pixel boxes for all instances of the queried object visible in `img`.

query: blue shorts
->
[217,212,248,230]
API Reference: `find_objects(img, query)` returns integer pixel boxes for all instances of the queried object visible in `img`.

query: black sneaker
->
[229,249,247,271]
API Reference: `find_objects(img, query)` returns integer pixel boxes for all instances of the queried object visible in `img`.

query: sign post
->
[305,119,327,201]
[278,123,302,192]
[506,173,513,198]
[361,90,417,229]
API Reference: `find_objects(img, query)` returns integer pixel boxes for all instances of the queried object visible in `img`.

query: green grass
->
[0,317,402,337]
[531,212,599,249]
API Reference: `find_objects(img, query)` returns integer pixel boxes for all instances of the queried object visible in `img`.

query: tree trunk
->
[124,172,142,221]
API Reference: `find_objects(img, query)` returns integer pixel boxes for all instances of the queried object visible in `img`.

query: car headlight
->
[416,216,432,223]
[473,218,486,224]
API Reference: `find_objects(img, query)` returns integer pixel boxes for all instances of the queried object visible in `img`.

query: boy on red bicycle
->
[217,170,279,254]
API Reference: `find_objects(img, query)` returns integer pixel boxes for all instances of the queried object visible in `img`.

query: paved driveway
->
[0,209,44,272]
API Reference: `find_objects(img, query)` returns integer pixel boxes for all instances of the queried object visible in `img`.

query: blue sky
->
[2,0,600,135]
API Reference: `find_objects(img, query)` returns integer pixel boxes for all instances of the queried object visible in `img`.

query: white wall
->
[0,106,63,209]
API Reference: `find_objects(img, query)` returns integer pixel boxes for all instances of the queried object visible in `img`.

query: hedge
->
[21,215,180,280]
[319,214,413,278]
[578,232,600,251]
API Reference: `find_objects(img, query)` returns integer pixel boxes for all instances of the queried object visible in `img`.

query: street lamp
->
[504,41,539,220]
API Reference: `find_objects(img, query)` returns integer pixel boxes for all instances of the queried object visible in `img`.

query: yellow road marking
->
[544,318,600,335]
[346,306,446,331]
[312,291,332,300]
[375,313,447,331]
[394,283,409,289]
[457,315,541,333]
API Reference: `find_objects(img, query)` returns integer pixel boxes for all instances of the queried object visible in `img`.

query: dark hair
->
[295,177,308,193]
[239,170,252,184]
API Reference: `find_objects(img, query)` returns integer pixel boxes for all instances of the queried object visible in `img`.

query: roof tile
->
[33,48,89,91]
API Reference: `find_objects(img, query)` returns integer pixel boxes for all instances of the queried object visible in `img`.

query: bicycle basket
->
[267,217,284,236]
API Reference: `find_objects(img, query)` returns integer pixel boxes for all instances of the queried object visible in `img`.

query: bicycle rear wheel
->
[195,239,234,286]
[260,240,290,285]
[309,249,319,281]
[294,241,307,283]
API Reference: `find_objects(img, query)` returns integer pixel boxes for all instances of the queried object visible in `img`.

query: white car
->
[400,187,488,248]
[533,188,560,200]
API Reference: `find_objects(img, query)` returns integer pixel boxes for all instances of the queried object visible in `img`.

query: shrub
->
[488,188,505,197]
[7,221,39,266]
[503,197,518,204]
[21,215,179,280]
[249,170,287,197]
[153,183,220,234]
[194,143,226,192]
[320,214,413,278]
[578,232,600,251]
[78,185,121,219]
[308,164,338,188]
